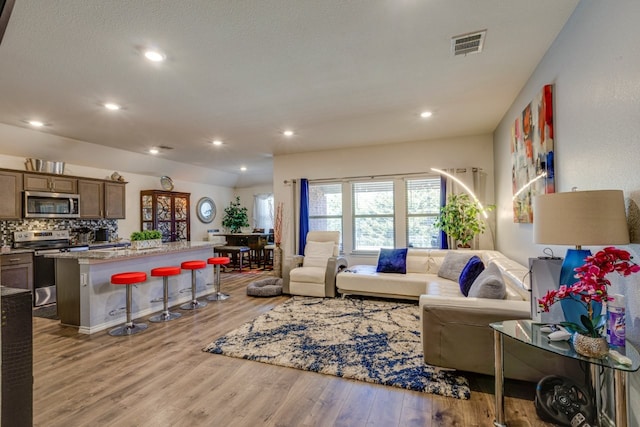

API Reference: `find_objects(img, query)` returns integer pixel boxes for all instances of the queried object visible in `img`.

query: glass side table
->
[490,320,640,427]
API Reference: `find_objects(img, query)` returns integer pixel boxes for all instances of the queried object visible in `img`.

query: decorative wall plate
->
[160,176,174,191]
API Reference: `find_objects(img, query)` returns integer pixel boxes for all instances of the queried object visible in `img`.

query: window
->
[406,178,441,248]
[308,175,442,253]
[253,193,274,230]
[352,181,394,250]
[309,183,343,248]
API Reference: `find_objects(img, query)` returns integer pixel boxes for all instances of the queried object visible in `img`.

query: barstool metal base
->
[108,322,148,336]
[180,300,208,310]
[149,311,182,322]
[207,292,230,301]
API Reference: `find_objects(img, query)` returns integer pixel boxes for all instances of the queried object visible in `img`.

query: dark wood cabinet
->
[140,190,190,242]
[78,179,104,218]
[77,179,126,219]
[105,182,126,219]
[0,170,22,219]
[0,168,125,219]
[0,252,34,293]
[24,173,77,193]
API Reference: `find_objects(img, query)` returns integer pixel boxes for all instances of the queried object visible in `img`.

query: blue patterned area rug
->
[203,296,470,399]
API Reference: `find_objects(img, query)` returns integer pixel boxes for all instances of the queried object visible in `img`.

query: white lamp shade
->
[532,190,629,246]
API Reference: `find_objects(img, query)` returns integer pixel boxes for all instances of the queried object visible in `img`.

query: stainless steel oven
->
[23,191,80,218]
[13,230,88,306]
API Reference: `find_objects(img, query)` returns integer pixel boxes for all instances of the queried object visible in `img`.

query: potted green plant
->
[130,230,163,249]
[222,196,249,233]
[434,193,493,248]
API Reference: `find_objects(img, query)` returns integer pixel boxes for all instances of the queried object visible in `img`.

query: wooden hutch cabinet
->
[140,190,191,242]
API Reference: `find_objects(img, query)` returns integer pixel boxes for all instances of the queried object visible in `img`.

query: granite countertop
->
[45,241,216,260]
[87,241,131,249]
[1,248,35,255]
[2,242,130,255]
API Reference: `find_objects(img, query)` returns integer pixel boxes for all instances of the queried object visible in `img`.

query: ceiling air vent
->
[158,145,174,150]
[451,30,486,56]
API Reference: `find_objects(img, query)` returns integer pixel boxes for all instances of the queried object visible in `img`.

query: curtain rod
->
[284,168,483,185]
[288,168,481,184]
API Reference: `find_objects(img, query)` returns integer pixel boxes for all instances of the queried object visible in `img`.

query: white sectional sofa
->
[336,249,582,382]
[336,249,526,301]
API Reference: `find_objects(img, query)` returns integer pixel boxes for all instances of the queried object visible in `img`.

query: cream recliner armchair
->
[283,231,348,297]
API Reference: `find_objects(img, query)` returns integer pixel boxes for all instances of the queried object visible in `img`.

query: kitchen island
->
[48,241,217,334]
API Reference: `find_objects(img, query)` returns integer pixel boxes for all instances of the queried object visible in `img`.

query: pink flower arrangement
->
[538,247,640,337]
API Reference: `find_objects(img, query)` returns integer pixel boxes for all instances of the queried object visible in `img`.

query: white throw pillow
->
[303,240,335,268]
[437,251,475,281]
[467,262,506,299]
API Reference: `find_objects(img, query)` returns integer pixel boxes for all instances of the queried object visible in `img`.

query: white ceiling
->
[0,0,579,187]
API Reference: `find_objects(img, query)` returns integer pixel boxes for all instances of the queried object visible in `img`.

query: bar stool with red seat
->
[180,260,208,310]
[207,256,231,301]
[109,271,148,336]
[149,266,182,322]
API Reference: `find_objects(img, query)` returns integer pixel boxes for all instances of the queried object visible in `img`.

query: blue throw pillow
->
[458,255,485,296]
[376,248,408,274]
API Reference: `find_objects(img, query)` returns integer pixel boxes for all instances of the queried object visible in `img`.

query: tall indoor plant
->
[435,193,492,248]
[222,196,249,233]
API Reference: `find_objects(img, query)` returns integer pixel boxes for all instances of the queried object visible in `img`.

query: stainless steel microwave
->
[24,191,80,218]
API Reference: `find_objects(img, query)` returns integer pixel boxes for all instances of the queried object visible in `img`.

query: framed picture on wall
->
[511,84,555,223]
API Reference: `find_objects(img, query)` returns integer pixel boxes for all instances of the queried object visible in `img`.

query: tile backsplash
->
[0,219,119,246]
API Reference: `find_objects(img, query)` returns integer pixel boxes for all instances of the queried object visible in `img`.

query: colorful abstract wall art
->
[511,84,555,223]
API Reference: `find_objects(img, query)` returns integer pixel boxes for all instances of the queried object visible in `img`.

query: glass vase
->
[572,333,609,359]
[559,249,603,326]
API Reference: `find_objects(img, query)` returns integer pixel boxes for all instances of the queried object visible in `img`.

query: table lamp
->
[532,190,630,325]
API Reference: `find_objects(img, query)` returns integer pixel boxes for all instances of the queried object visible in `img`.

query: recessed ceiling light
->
[212,139,223,146]
[144,49,166,62]
[104,103,121,111]
[420,111,433,118]
[240,166,247,172]
[27,120,45,127]
[283,130,294,137]
[149,148,159,155]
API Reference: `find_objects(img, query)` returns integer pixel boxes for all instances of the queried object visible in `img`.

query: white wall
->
[273,134,494,260]
[0,123,240,187]
[0,130,242,240]
[494,0,640,265]
[0,152,235,241]
[0,123,277,238]
[493,2,640,421]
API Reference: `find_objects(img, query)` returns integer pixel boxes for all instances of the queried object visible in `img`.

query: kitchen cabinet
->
[0,252,34,293]
[78,179,104,218]
[105,182,126,219]
[24,173,77,193]
[140,190,190,242]
[0,170,23,219]
[77,180,126,219]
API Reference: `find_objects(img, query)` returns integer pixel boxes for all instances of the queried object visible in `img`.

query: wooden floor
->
[32,272,553,427]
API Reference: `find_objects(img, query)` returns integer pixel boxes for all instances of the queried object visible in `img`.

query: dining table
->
[215,233,272,269]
